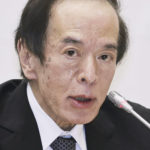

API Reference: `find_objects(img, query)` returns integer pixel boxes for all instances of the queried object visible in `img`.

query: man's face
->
[30,0,119,129]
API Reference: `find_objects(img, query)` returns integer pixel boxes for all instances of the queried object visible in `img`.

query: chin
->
[69,111,99,125]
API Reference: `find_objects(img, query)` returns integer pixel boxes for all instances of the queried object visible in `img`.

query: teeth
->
[74,97,91,102]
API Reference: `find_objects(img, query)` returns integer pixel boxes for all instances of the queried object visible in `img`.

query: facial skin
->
[19,0,119,130]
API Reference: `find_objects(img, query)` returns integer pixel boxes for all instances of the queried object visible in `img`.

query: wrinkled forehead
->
[44,0,119,52]
[47,0,119,36]
[51,0,116,17]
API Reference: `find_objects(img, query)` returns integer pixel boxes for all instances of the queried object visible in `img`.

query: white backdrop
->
[0,0,150,108]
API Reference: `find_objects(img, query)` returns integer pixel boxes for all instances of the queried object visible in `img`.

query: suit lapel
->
[85,98,116,150]
[0,80,42,150]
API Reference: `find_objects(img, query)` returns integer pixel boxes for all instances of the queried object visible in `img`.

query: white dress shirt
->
[27,83,87,150]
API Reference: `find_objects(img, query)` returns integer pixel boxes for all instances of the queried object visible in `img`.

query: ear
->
[17,39,37,80]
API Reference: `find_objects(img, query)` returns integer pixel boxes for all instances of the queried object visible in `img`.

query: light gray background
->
[0,0,150,108]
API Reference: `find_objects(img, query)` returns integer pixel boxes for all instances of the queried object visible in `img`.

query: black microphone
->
[108,91,150,129]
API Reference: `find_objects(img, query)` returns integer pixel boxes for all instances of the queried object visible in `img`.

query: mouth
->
[70,96,92,102]
[68,95,96,108]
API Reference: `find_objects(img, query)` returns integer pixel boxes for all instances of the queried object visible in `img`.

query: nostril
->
[81,78,86,82]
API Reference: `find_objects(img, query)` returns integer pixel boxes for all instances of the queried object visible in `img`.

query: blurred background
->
[0,0,150,107]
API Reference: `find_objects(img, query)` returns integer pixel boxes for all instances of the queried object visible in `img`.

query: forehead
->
[51,0,118,22]
[47,0,119,44]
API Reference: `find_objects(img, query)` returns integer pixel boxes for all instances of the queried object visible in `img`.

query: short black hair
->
[15,0,128,77]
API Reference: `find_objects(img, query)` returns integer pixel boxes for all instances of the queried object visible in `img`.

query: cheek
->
[98,65,116,88]
[105,68,115,81]
[102,63,116,78]
[41,60,77,91]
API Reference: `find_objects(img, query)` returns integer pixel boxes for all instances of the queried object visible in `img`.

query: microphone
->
[108,91,150,129]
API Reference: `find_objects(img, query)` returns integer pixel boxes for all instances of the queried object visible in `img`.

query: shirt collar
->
[27,83,87,150]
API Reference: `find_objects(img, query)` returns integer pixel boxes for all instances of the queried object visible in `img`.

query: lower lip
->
[68,97,95,109]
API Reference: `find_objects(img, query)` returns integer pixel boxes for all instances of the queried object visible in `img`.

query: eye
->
[65,49,78,57]
[101,55,109,60]
[98,54,113,62]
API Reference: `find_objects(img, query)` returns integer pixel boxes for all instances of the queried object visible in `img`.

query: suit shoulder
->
[86,97,150,149]
[0,79,23,103]
[101,97,150,131]
[102,97,150,120]
[128,101,150,121]
[103,96,150,114]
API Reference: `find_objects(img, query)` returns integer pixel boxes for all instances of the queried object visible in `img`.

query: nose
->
[77,56,98,85]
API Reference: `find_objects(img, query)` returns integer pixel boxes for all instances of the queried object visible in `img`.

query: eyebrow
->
[104,43,118,50]
[62,37,118,50]
[62,37,83,45]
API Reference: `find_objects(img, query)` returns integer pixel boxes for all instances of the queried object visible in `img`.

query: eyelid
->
[98,49,117,57]
[61,46,76,53]
[63,47,81,57]
[97,54,110,59]
[97,51,116,61]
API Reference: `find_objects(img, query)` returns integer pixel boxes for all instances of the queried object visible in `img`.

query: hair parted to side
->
[15,0,128,78]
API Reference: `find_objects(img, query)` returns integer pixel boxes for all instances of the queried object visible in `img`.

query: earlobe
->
[17,39,37,80]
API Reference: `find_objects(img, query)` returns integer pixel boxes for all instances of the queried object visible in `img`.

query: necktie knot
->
[51,136,76,150]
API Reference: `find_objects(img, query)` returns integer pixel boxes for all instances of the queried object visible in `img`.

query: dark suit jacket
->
[0,80,150,150]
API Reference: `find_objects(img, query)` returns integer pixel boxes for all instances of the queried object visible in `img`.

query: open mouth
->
[70,96,92,102]
[68,95,96,108]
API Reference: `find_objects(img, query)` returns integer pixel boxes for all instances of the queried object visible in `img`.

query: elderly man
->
[0,0,150,150]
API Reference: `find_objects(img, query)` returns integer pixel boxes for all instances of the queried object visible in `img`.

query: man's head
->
[16,0,128,130]
[15,0,128,66]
